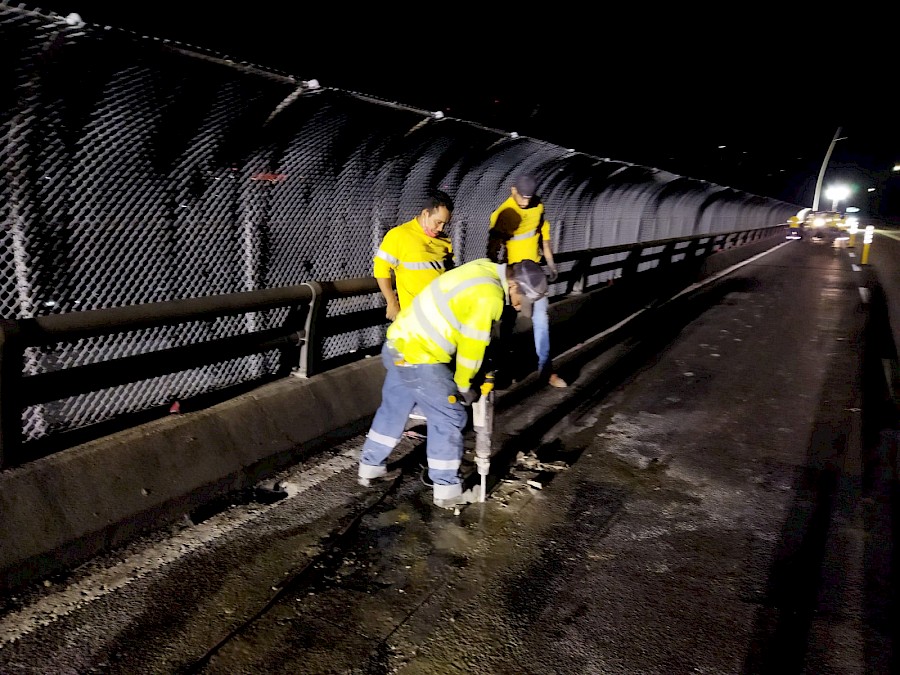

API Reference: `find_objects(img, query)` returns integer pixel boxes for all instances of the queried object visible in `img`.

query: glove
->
[547,265,559,283]
[457,387,480,406]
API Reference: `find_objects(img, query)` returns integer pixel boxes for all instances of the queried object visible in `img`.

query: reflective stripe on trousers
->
[359,342,468,498]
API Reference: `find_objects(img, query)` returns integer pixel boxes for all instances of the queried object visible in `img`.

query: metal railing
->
[0,224,783,468]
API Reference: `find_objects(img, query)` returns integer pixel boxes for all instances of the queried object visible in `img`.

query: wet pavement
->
[0,237,896,674]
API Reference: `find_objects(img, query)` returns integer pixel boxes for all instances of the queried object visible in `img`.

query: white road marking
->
[0,448,359,646]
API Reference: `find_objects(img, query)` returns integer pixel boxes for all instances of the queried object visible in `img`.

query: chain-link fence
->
[0,4,800,445]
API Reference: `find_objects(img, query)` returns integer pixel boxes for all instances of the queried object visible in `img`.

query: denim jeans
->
[359,342,468,499]
[531,295,551,376]
[492,295,551,380]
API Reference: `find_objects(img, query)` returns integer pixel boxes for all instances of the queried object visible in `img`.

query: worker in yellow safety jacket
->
[374,190,455,321]
[488,173,566,388]
[358,258,550,509]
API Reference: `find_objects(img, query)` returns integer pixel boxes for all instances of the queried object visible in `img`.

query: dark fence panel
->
[0,4,800,448]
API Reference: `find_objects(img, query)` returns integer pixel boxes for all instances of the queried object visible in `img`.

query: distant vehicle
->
[804,210,848,245]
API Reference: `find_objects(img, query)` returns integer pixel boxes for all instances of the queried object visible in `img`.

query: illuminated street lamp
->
[824,184,851,211]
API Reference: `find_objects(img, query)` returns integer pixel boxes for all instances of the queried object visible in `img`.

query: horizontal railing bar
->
[553,227,776,264]
[323,307,388,338]
[20,327,299,406]
[19,285,316,345]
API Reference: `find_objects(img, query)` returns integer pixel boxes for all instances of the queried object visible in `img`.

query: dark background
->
[20,1,899,220]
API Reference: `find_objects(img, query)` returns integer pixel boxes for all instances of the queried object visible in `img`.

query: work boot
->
[358,463,387,487]
[433,487,479,510]
[547,373,567,388]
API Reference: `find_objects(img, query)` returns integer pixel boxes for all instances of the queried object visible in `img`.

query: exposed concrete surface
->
[0,233,792,593]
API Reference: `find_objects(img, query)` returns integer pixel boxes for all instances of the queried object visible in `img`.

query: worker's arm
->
[453,296,504,391]
[454,338,489,392]
[486,204,508,263]
[444,243,456,272]
[376,276,400,321]
[374,230,401,321]
[540,219,559,281]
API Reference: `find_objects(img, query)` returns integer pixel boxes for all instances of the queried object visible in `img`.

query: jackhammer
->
[447,371,496,502]
[471,371,495,502]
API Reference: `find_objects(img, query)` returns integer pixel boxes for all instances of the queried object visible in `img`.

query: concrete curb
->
[0,356,385,592]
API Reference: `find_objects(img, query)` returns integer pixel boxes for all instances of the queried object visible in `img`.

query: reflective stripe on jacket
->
[386,258,507,391]
[373,218,454,309]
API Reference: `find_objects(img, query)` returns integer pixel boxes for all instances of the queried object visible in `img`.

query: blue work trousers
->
[359,342,468,500]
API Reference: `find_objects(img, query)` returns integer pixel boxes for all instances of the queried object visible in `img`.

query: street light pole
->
[812,126,845,210]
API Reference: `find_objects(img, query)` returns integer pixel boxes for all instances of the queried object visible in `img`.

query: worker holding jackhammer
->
[357,258,549,509]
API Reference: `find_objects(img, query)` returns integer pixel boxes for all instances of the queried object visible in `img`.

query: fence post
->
[292,281,325,378]
[567,253,592,295]
[622,247,642,279]
[0,320,23,468]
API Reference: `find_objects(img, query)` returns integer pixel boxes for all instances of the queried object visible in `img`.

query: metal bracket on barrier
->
[292,281,324,379]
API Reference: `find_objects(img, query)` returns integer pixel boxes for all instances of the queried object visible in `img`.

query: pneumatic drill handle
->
[449,388,478,406]
[479,370,495,397]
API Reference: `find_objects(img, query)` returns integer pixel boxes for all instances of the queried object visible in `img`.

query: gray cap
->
[509,260,548,318]
[513,174,537,198]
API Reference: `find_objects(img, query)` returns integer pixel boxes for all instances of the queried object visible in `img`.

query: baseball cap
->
[513,174,537,198]
[509,260,548,318]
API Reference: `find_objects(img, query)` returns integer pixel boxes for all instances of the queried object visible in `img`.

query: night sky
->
[20,1,900,221]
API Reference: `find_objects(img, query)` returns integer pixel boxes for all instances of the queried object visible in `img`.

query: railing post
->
[622,247,642,279]
[0,319,23,468]
[567,253,592,295]
[292,281,325,378]
[685,237,705,282]
[660,241,678,270]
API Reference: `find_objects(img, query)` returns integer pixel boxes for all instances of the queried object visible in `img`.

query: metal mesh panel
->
[697,190,750,233]
[23,352,280,438]
[653,178,719,237]
[1,4,800,447]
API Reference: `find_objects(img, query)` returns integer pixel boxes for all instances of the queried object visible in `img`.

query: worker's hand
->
[546,264,559,283]
[457,387,480,406]
[385,298,401,321]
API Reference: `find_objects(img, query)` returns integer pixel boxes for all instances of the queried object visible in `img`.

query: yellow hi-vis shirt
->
[488,196,550,264]
[386,258,507,392]
[373,218,454,309]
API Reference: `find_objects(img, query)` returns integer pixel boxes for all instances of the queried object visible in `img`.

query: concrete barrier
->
[0,356,385,592]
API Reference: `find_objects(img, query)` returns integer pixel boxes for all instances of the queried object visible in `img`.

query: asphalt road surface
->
[0,236,896,674]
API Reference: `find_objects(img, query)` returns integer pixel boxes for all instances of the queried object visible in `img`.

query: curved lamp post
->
[812,127,847,210]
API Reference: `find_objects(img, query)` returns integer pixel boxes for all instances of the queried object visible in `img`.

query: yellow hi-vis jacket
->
[374,218,454,309]
[386,258,507,391]
[488,196,550,264]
